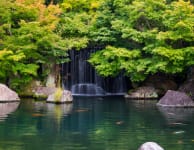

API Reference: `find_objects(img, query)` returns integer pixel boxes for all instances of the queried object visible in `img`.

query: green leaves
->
[89,0,194,83]
[0,0,68,89]
[1,0,194,88]
[13,63,39,76]
[89,46,141,77]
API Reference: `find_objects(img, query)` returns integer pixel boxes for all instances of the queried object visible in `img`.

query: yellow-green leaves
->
[89,46,141,77]
[153,47,184,62]
[0,49,25,61]
[61,0,102,12]
[0,49,13,60]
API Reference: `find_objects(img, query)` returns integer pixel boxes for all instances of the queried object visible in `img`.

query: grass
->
[54,87,63,102]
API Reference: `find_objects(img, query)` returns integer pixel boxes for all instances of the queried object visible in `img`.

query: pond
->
[0,97,194,150]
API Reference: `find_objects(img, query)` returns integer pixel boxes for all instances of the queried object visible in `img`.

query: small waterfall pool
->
[71,83,126,96]
[62,48,130,96]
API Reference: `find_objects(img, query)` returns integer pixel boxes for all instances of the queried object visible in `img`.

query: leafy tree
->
[0,0,68,89]
[56,0,103,47]
[89,0,194,82]
[1,0,194,90]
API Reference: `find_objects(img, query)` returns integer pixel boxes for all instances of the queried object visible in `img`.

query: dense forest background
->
[0,0,193,91]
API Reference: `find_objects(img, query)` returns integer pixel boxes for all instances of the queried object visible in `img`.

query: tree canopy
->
[89,0,194,82]
[0,0,193,90]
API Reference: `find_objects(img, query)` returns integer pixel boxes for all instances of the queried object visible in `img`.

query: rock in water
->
[125,86,158,99]
[47,90,73,104]
[157,90,194,107]
[0,84,20,102]
[138,142,164,150]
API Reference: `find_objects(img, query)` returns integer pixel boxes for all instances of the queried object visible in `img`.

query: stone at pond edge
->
[0,84,20,102]
[47,90,73,104]
[138,142,164,150]
[157,90,194,107]
[33,86,57,99]
[125,86,158,99]
[19,80,57,99]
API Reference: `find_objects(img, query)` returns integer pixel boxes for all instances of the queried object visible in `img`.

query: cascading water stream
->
[61,47,130,96]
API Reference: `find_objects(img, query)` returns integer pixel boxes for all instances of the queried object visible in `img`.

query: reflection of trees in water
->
[0,102,20,121]
[34,98,129,134]
[125,99,158,109]
[1,99,194,150]
[34,102,73,118]
[34,102,73,132]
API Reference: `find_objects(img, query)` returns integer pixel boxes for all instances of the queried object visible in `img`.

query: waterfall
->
[61,47,130,96]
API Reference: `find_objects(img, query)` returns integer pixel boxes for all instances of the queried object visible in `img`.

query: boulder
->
[0,84,20,102]
[47,90,73,104]
[20,80,56,99]
[138,142,164,150]
[125,86,158,99]
[157,90,194,107]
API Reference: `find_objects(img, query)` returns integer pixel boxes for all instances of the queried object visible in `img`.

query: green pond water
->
[0,97,194,150]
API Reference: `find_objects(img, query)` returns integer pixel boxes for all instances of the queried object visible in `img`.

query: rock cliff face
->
[143,74,177,96]
[157,90,194,107]
[0,84,20,102]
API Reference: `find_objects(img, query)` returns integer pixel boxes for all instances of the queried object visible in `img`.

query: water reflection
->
[125,99,158,109]
[157,106,194,124]
[0,102,19,121]
[2,98,194,150]
[46,103,73,117]
[34,102,73,118]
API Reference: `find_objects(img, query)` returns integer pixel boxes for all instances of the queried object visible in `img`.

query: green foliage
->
[54,87,63,102]
[0,0,194,89]
[89,0,194,82]
[89,46,142,80]
[61,0,102,12]
[0,0,69,89]
[56,0,98,49]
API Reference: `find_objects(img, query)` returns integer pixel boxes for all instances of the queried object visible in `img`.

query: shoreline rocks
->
[143,74,177,96]
[125,86,158,99]
[47,89,73,104]
[33,86,57,99]
[157,90,194,107]
[0,84,20,102]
